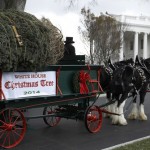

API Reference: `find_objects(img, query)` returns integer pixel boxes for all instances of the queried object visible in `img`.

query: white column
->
[134,32,139,61]
[119,32,124,61]
[143,33,148,59]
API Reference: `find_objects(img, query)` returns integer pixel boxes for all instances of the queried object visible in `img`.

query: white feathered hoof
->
[128,103,139,120]
[118,116,128,125]
[128,113,138,120]
[139,113,147,121]
[117,101,127,125]
[139,104,147,121]
[111,115,119,125]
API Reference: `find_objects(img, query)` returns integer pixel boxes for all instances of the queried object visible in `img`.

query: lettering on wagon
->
[2,71,56,99]
[14,73,46,79]
[4,80,54,90]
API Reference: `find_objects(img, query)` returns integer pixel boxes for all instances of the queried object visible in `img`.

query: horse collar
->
[103,66,113,79]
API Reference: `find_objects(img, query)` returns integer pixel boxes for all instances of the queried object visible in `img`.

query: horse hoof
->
[128,114,138,120]
[111,122,118,125]
[118,121,128,126]
[111,119,119,125]
[139,115,147,121]
[111,115,119,125]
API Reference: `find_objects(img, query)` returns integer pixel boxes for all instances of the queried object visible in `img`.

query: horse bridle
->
[132,66,147,93]
[103,66,113,80]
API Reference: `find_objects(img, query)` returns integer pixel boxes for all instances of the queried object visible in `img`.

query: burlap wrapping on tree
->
[0,10,64,71]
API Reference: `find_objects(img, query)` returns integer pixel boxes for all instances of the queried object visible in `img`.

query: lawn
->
[114,138,150,150]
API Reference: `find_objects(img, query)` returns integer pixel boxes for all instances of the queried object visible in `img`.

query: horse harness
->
[113,65,146,93]
[133,66,146,84]
[103,66,113,80]
[102,65,147,95]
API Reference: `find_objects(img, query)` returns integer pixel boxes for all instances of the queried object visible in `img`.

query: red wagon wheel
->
[84,105,102,133]
[0,108,26,149]
[43,106,61,127]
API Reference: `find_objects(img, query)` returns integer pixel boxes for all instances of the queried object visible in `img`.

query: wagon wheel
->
[43,106,61,127]
[84,105,102,133]
[0,108,26,149]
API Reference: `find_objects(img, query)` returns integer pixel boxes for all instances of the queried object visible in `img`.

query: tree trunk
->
[90,39,94,64]
[0,0,5,9]
[0,0,26,11]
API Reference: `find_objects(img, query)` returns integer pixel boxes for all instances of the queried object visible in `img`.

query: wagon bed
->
[0,64,105,149]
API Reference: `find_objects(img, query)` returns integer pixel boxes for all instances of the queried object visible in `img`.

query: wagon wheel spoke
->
[15,124,24,128]
[43,106,61,127]
[12,129,23,138]
[0,120,6,126]
[2,131,10,147]
[12,115,21,125]
[0,129,7,139]
[87,119,101,131]
[85,105,103,133]
[8,109,12,124]
[0,108,26,149]
[1,111,7,123]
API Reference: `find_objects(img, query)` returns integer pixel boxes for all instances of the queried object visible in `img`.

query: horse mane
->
[144,57,150,63]
[135,55,144,67]
[143,57,150,69]
[114,58,134,68]
[107,57,116,71]
[135,56,150,74]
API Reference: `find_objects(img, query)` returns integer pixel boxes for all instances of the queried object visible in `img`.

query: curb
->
[101,135,150,150]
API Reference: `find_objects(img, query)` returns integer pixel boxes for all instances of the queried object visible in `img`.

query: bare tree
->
[79,8,127,64]
[93,14,127,64]
[78,7,96,64]
[0,0,77,11]
[0,0,96,11]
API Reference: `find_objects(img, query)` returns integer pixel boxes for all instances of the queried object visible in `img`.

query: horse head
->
[122,65,134,85]
[100,65,113,91]
[135,56,150,78]
[113,58,134,69]
[105,57,116,71]
[135,55,144,67]
[143,57,150,70]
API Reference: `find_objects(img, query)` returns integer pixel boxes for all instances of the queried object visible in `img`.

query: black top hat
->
[64,37,75,43]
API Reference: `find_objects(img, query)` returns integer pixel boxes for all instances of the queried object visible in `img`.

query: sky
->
[25,0,150,55]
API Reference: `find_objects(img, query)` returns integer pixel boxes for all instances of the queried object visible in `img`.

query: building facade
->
[112,14,150,61]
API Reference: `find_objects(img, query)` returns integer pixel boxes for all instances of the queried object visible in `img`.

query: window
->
[130,41,134,50]
[141,39,143,49]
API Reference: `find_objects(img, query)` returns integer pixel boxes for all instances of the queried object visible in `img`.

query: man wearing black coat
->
[64,37,76,56]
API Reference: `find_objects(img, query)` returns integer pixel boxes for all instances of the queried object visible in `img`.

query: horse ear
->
[108,57,111,63]
[130,58,134,65]
[135,55,143,67]
[135,55,138,62]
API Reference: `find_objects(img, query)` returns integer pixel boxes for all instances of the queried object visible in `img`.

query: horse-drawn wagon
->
[0,60,109,148]
[0,9,149,149]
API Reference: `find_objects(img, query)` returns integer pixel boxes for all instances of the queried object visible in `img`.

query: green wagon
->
[0,63,106,148]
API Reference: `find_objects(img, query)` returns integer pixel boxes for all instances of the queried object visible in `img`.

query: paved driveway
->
[2,93,150,150]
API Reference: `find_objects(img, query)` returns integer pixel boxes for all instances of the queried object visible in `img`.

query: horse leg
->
[112,93,128,125]
[104,92,112,118]
[139,90,147,120]
[128,93,139,120]
[117,97,128,125]
[111,94,119,125]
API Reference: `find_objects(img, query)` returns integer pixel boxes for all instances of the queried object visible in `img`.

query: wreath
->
[73,71,91,94]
